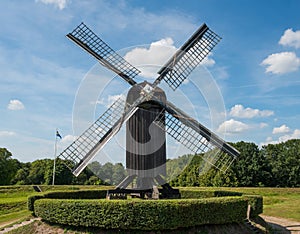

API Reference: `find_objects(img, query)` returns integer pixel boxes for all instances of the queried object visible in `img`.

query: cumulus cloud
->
[201,55,215,67]
[272,124,290,134]
[217,119,249,135]
[279,28,300,49]
[60,134,77,144]
[35,0,69,10]
[261,52,300,74]
[7,99,25,110]
[124,38,216,78]
[125,38,177,78]
[229,104,274,118]
[261,129,300,146]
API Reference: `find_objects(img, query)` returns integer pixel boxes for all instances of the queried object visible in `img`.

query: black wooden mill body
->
[126,81,167,190]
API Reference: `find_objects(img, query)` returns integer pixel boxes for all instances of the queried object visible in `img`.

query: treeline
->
[0,148,125,186]
[170,139,300,187]
[0,139,299,187]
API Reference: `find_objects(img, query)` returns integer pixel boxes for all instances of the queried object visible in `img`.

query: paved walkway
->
[261,215,300,234]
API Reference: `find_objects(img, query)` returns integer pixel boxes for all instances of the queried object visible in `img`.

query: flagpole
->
[52,129,58,186]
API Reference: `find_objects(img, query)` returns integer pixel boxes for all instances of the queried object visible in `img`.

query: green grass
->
[0,185,107,228]
[180,187,300,221]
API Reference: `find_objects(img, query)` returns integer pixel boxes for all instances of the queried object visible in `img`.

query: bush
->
[34,197,248,230]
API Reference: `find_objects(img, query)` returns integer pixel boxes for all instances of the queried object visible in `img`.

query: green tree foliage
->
[170,140,300,187]
[230,141,272,187]
[27,159,52,184]
[261,139,300,187]
[0,148,20,185]
[87,161,127,185]
[11,162,31,185]
[1,139,300,186]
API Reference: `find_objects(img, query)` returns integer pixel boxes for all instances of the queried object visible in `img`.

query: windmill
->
[58,22,239,198]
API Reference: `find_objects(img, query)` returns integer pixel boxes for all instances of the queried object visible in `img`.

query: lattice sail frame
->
[155,24,221,90]
[59,22,239,178]
[67,22,140,86]
[59,97,138,176]
[154,100,239,172]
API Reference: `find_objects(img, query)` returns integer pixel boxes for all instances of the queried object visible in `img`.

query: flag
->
[56,130,62,139]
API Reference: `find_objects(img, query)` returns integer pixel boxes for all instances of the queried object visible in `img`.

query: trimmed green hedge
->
[28,189,107,211]
[34,197,248,230]
[243,195,263,217]
[28,188,263,230]
[180,189,242,199]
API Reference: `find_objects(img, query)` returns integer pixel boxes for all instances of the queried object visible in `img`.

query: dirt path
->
[261,215,300,234]
[1,215,300,234]
[0,217,40,234]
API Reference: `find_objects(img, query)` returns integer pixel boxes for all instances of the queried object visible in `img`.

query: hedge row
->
[180,189,243,199]
[28,189,107,211]
[28,189,263,217]
[179,190,262,216]
[243,195,263,217]
[34,197,248,230]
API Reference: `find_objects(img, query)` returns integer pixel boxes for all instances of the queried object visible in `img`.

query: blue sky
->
[1,0,300,163]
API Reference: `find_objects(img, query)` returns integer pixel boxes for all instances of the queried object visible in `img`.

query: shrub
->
[34,197,248,230]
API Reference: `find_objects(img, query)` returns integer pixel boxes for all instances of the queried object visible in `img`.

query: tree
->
[101,162,114,184]
[0,148,20,185]
[230,141,271,187]
[262,139,300,187]
[44,158,74,185]
[27,159,52,184]
[111,163,126,185]
[11,162,31,185]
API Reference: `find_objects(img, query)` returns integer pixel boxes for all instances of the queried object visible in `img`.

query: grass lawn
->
[0,185,299,229]
[180,187,300,221]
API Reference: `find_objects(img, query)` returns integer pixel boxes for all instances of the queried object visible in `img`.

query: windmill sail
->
[154,100,239,172]
[67,22,140,86]
[58,97,139,176]
[154,24,221,90]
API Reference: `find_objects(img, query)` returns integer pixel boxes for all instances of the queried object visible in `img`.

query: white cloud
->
[217,119,249,135]
[261,129,300,146]
[7,99,25,110]
[60,134,77,144]
[35,0,69,10]
[201,56,215,67]
[261,52,300,74]
[107,94,125,107]
[272,124,290,134]
[229,104,274,118]
[279,28,300,49]
[124,38,216,79]
[125,38,177,78]
[260,123,268,128]
[279,129,300,142]
[0,131,16,137]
